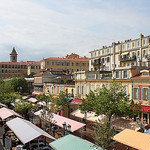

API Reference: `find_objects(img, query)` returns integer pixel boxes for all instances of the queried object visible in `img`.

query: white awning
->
[140,70,149,73]
[6,117,55,144]
[71,109,105,122]
[28,98,38,103]
[121,52,129,56]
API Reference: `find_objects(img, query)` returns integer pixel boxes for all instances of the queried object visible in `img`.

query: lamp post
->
[62,122,71,135]
[136,117,147,132]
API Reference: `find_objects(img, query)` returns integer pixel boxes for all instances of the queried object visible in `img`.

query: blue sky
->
[0,0,150,61]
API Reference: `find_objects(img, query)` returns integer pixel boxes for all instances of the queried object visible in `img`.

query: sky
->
[0,0,150,62]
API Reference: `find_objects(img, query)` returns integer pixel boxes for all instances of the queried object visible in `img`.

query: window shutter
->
[138,88,140,100]
[119,71,121,79]
[148,88,150,101]
[56,86,57,94]
[132,88,134,100]
[141,88,143,100]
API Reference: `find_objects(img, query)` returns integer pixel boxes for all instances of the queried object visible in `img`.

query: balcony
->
[120,55,136,62]
[92,59,102,66]
[145,54,150,59]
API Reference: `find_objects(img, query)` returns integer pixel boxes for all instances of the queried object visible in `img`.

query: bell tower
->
[10,47,18,62]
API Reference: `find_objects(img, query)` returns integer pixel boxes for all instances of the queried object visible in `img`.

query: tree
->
[14,100,38,118]
[79,90,96,130]
[8,77,29,93]
[36,93,54,108]
[54,91,70,116]
[93,120,116,150]
[95,81,140,122]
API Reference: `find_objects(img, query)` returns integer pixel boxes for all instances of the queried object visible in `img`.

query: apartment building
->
[89,34,150,79]
[74,71,131,99]
[41,53,89,73]
[0,48,41,79]
[132,69,150,124]
[27,61,41,75]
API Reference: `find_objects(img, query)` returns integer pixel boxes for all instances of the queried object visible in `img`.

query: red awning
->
[71,99,82,104]
[141,106,150,112]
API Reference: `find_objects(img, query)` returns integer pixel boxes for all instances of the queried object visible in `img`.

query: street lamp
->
[62,122,71,135]
[136,116,147,132]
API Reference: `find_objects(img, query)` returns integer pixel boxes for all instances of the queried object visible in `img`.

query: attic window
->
[142,73,149,77]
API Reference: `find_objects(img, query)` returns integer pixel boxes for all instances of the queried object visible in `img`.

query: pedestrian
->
[52,126,55,137]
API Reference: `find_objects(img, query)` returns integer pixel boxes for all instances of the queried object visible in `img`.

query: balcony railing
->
[145,54,150,59]
[120,55,136,62]
[92,59,102,66]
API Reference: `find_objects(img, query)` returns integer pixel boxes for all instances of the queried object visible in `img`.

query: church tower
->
[10,47,18,62]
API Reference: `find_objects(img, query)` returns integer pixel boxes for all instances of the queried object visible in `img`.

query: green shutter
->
[138,88,140,100]
[141,88,143,100]
[148,88,150,101]
[132,88,134,100]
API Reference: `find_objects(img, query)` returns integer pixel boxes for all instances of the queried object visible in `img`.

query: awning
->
[49,134,102,150]
[141,106,150,112]
[34,110,85,132]
[6,117,55,144]
[28,98,38,103]
[113,129,150,150]
[71,109,105,122]
[121,52,129,56]
[71,99,82,104]
[0,107,22,120]
[32,91,43,95]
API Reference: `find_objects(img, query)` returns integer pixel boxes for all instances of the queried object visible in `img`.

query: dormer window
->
[142,73,149,77]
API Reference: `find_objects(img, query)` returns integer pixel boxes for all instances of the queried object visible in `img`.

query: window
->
[107,57,110,63]
[143,88,148,100]
[66,62,70,66]
[76,69,79,71]
[82,63,86,66]
[123,45,125,49]
[5,65,7,68]
[102,50,104,55]
[47,61,49,65]
[72,62,74,66]
[123,70,128,78]
[52,62,54,66]
[128,44,129,49]
[2,65,4,68]
[143,50,146,56]
[143,40,145,46]
[142,73,149,77]
[132,42,134,48]
[116,71,119,79]
[134,88,138,99]
[137,51,140,57]
[137,41,140,47]
[76,63,80,66]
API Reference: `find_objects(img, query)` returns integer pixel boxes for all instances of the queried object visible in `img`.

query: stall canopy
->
[28,98,38,103]
[6,117,55,144]
[71,109,105,122]
[113,129,150,150]
[34,110,85,132]
[49,134,102,150]
[0,107,22,120]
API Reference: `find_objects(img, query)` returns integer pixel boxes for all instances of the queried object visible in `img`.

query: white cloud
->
[0,0,149,61]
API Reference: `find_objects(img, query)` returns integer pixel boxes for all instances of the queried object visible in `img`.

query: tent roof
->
[0,107,22,120]
[35,110,85,132]
[49,134,102,150]
[71,109,105,122]
[6,117,55,144]
[28,98,38,103]
[113,129,150,150]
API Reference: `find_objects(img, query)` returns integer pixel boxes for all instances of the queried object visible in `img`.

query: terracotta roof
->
[132,72,150,79]
[44,57,89,62]
[0,61,27,65]
[27,61,40,65]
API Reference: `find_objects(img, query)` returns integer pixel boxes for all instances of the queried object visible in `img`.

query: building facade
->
[41,53,89,73]
[89,34,150,72]
[132,69,150,124]
[0,48,41,79]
